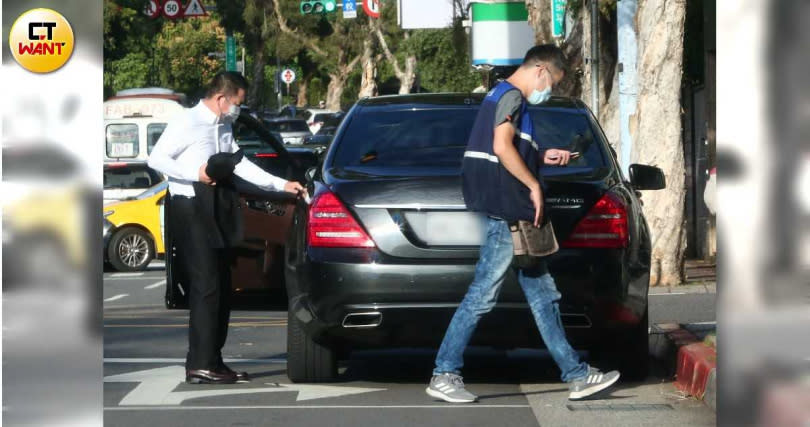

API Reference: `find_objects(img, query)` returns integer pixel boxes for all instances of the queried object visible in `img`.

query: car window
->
[332,106,609,173]
[147,123,167,154]
[104,165,161,190]
[232,121,277,152]
[106,124,139,158]
[527,108,608,169]
[264,120,309,133]
[332,108,477,168]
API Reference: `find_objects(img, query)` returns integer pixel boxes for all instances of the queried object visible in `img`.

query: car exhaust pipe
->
[342,312,382,328]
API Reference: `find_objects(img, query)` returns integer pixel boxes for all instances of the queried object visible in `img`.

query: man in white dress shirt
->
[149,72,306,384]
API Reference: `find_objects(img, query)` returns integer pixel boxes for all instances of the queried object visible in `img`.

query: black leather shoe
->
[218,363,250,382]
[186,369,238,384]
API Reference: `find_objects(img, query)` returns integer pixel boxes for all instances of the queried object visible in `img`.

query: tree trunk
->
[398,55,416,94]
[631,0,687,286]
[296,77,309,107]
[373,24,417,95]
[247,36,267,110]
[358,38,378,98]
[326,74,345,111]
[525,0,553,43]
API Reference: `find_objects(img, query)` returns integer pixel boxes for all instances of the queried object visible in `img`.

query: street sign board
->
[363,0,380,19]
[144,0,161,18]
[343,0,357,19]
[281,69,296,84]
[225,36,237,71]
[183,0,208,17]
[162,0,183,19]
[551,0,567,38]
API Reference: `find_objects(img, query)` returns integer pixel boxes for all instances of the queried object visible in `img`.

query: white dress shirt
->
[147,101,288,197]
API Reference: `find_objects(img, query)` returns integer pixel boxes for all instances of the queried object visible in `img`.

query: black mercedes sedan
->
[284,93,665,383]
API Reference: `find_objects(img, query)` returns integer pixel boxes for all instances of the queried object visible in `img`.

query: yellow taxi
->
[103,180,167,271]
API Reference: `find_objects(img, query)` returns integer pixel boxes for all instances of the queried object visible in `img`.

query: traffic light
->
[300,1,336,15]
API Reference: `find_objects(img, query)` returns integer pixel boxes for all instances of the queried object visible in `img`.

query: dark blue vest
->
[462,81,544,222]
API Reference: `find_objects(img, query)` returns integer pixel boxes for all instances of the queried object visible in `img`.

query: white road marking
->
[144,280,166,290]
[105,405,531,411]
[104,366,385,406]
[105,294,130,302]
[111,272,144,277]
[104,358,287,364]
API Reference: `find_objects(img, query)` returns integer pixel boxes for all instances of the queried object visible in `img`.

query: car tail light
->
[561,192,629,248]
[254,153,279,158]
[308,191,375,248]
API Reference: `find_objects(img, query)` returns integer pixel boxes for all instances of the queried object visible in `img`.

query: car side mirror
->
[629,164,666,190]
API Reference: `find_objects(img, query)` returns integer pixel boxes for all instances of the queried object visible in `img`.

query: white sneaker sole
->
[568,374,620,400]
[426,387,477,403]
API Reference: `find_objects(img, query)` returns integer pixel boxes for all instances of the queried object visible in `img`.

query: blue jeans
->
[433,217,589,383]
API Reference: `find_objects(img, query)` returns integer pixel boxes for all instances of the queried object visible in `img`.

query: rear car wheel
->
[108,227,154,272]
[286,308,337,383]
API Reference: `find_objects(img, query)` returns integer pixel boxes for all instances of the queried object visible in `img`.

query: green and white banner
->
[471,2,535,66]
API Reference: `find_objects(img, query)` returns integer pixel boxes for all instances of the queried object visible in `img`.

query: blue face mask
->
[527,69,552,105]
[528,87,551,105]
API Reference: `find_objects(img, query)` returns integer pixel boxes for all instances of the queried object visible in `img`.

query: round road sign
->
[363,0,380,19]
[162,0,183,19]
[145,0,161,18]
[281,69,296,84]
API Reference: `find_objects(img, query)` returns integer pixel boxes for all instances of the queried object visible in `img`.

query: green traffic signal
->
[299,0,336,15]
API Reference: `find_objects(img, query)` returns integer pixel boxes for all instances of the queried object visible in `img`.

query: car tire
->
[108,227,154,272]
[286,308,338,383]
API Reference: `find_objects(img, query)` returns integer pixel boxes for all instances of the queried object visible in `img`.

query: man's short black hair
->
[521,44,567,72]
[205,71,249,99]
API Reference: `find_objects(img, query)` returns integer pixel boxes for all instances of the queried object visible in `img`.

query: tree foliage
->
[104,0,485,108]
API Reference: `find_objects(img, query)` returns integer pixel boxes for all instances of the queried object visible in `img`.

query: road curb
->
[651,323,716,411]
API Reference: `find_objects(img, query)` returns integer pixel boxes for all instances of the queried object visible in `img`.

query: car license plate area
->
[403,211,486,246]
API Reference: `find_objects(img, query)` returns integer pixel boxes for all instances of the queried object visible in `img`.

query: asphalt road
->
[103,264,716,426]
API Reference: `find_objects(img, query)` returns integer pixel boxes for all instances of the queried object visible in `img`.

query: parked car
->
[163,113,319,308]
[103,162,165,205]
[283,93,665,383]
[103,180,168,271]
[299,108,335,134]
[261,117,311,145]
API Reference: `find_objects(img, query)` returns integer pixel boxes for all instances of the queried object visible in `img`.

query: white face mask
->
[527,69,552,105]
[225,103,240,120]
[219,96,241,121]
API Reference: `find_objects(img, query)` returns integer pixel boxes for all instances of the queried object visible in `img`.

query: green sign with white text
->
[551,0,567,38]
[225,36,236,71]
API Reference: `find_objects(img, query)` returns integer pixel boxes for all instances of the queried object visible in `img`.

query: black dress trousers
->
[169,194,233,371]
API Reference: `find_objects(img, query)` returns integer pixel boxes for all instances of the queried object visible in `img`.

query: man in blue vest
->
[426,45,620,403]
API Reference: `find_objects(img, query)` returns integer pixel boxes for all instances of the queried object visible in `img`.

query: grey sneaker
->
[426,373,478,403]
[568,368,620,400]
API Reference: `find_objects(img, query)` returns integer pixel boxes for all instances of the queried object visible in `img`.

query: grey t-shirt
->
[494,89,524,132]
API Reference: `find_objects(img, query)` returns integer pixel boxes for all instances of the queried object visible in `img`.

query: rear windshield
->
[331,106,608,172]
[106,124,139,158]
[264,120,309,133]
[104,165,163,190]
